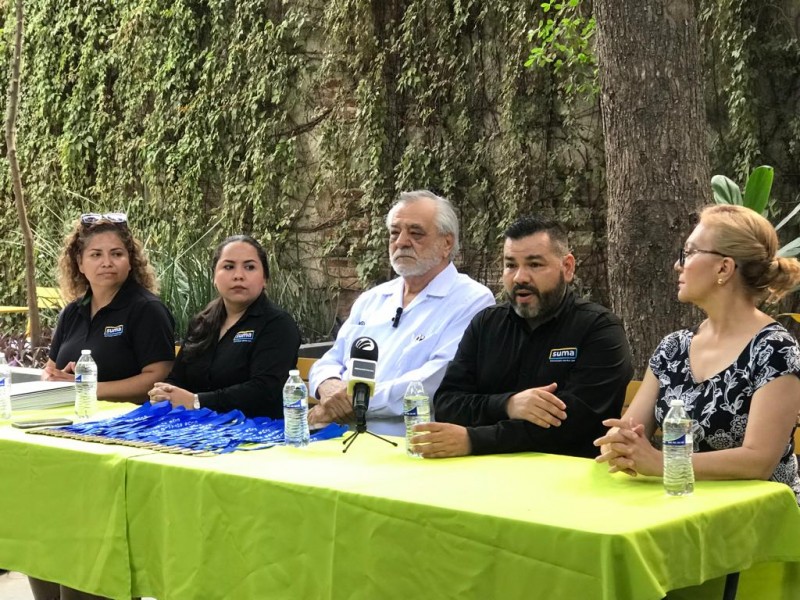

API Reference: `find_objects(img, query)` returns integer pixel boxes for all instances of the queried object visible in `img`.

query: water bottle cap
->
[289,369,300,376]
[81,349,92,355]
[669,399,684,407]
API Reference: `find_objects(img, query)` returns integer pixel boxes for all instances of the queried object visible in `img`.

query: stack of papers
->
[10,381,75,410]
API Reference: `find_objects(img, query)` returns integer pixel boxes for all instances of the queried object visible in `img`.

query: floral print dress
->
[649,322,800,502]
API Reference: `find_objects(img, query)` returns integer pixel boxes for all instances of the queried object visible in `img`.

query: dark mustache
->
[512,284,540,297]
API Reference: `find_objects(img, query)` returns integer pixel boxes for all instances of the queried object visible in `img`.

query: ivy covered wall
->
[1,0,799,336]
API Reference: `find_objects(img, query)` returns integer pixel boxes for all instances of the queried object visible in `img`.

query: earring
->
[717,278,724,285]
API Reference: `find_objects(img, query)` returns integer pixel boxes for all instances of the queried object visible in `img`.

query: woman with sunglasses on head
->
[32,213,174,600]
[595,205,800,501]
[148,235,301,418]
[41,213,175,402]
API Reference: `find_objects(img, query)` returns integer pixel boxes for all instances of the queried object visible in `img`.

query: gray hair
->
[385,190,460,259]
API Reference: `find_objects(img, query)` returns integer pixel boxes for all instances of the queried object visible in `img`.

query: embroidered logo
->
[414,334,426,342]
[104,325,124,337]
[549,347,578,362]
[233,330,255,343]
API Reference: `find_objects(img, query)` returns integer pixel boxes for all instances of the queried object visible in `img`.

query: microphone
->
[392,307,403,328]
[346,337,379,432]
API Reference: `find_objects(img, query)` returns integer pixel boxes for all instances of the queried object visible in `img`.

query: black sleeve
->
[48,307,68,361]
[164,345,188,388]
[470,315,632,457]
[434,312,515,426]
[197,313,301,418]
[128,300,176,368]
[436,313,633,458]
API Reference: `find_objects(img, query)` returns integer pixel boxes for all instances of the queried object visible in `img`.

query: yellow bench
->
[0,287,66,336]
[0,286,65,314]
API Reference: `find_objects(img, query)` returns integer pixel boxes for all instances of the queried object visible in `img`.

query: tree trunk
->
[594,0,708,377]
[4,0,41,348]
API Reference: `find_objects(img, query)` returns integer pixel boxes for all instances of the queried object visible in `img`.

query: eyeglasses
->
[80,213,128,227]
[678,247,728,267]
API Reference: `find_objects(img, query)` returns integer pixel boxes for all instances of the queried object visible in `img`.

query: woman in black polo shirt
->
[42,213,175,402]
[148,235,301,418]
[31,213,174,600]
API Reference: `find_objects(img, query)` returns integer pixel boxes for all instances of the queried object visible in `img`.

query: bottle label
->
[284,399,304,409]
[664,435,687,446]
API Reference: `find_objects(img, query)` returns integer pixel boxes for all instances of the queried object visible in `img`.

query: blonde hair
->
[57,220,158,301]
[700,204,800,303]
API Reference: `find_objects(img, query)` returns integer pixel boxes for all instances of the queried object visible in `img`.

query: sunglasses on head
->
[80,213,128,226]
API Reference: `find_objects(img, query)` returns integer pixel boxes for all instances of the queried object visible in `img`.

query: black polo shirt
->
[434,291,633,458]
[50,278,176,382]
[166,293,301,419]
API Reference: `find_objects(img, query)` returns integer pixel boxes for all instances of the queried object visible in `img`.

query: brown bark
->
[594,0,709,377]
[4,0,41,347]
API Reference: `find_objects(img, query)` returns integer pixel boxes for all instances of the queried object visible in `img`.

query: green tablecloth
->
[2,410,800,600]
[124,435,800,600]
[0,404,147,598]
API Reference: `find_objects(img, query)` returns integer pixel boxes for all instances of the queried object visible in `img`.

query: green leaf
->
[778,236,800,257]
[774,202,800,231]
[711,175,742,205]
[742,165,773,216]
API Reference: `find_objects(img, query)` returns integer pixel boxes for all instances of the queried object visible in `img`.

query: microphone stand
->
[342,423,398,453]
[342,401,398,453]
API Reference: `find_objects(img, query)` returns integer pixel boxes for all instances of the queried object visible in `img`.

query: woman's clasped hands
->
[593,417,662,477]
[148,382,196,409]
[42,361,76,382]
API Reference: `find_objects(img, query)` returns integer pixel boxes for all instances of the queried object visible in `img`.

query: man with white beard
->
[309,190,495,436]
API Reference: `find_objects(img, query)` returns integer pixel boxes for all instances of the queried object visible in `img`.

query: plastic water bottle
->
[74,349,98,419]
[403,380,430,457]
[0,354,11,420]
[283,369,309,447]
[663,398,694,496]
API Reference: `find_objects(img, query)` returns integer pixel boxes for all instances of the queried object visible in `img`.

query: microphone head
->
[350,336,379,361]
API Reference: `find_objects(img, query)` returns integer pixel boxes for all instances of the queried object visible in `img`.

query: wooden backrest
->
[622,380,642,416]
[296,357,317,382]
[795,416,800,454]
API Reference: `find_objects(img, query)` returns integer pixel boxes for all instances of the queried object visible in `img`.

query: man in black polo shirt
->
[412,216,633,458]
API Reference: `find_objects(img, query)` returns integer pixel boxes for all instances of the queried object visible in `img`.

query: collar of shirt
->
[240,293,269,319]
[382,262,459,308]
[218,293,269,340]
[78,276,137,317]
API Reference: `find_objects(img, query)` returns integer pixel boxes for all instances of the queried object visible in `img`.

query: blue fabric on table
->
[29,401,346,454]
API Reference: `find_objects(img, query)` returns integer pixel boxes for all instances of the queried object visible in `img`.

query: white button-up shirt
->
[310,262,495,436]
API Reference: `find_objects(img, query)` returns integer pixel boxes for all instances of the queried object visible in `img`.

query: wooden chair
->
[795,415,800,455]
[622,380,641,416]
[296,357,318,405]
[296,357,316,382]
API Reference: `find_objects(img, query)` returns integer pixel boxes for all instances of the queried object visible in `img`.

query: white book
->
[10,380,75,410]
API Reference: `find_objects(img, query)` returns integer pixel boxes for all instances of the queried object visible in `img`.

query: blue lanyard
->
[30,402,348,455]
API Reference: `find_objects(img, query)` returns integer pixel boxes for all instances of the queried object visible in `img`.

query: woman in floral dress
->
[595,205,800,501]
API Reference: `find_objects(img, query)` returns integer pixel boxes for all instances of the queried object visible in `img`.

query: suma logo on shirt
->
[233,330,255,343]
[549,347,577,362]
[104,324,124,337]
